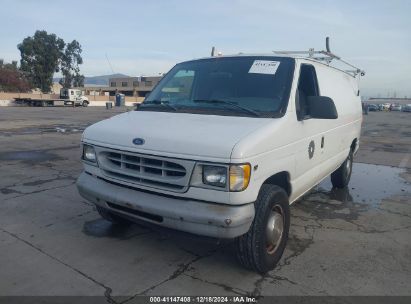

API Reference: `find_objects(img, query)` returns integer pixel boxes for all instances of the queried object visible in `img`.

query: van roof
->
[186,53,360,78]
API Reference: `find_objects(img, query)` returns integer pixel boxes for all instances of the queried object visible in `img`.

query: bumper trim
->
[76,172,254,238]
[106,201,164,223]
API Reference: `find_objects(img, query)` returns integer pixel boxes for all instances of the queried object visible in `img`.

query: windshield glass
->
[141,56,295,117]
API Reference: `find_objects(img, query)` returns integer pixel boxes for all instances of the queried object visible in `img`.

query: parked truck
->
[14,88,89,107]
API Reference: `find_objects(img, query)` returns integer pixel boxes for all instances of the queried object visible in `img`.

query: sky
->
[0,0,410,97]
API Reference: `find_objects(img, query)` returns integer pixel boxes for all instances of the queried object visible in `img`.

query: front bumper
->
[76,172,254,238]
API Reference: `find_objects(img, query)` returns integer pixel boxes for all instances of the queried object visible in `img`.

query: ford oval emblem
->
[132,138,145,145]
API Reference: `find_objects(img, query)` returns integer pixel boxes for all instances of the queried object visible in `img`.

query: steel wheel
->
[236,184,290,273]
[345,156,352,178]
[266,205,284,254]
[331,150,353,188]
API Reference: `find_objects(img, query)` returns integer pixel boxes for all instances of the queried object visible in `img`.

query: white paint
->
[83,111,272,162]
[0,100,16,106]
[82,55,362,207]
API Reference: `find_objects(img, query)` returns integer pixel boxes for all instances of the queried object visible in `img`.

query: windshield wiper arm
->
[193,99,261,117]
[139,100,178,111]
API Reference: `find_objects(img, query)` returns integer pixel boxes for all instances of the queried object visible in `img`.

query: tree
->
[18,30,65,93]
[72,72,85,87]
[17,30,85,92]
[0,60,32,92]
[59,40,84,88]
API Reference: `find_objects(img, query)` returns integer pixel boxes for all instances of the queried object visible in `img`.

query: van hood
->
[82,111,272,161]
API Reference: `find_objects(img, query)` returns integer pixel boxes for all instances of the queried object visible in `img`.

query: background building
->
[82,75,162,97]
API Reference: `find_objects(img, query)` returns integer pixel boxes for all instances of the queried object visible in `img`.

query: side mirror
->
[307,96,338,119]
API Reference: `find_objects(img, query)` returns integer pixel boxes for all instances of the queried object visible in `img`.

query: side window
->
[160,70,195,102]
[296,64,319,120]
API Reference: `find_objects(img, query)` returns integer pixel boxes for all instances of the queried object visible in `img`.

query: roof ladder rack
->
[274,37,365,77]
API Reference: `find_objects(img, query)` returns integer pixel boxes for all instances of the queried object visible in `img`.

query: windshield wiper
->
[139,100,178,111]
[193,99,261,117]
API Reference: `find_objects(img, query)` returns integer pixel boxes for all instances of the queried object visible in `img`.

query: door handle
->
[321,136,325,148]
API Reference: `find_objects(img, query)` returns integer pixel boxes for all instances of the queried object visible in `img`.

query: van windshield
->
[140,56,295,118]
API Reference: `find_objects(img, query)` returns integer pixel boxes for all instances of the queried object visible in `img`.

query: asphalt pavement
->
[0,107,410,300]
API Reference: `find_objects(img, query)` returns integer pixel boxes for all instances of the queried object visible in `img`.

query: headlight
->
[202,165,227,188]
[83,144,97,163]
[229,164,251,192]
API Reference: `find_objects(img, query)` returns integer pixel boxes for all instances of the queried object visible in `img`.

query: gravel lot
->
[0,107,410,300]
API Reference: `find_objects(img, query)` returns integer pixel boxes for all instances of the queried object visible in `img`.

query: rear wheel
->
[82,101,89,107]
[236,184,290,273]
[331,151,353,188]
[96,205,131,226]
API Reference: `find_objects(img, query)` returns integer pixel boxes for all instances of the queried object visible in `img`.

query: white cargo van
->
[77,46,363,272]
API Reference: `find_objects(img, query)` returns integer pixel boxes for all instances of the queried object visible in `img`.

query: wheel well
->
[262,171,291,197]
[351,138,358,152]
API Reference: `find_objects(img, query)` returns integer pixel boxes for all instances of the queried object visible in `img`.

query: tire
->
[236,184,290,273]
[331,150,353,188]
[82,101,89,107]
[96,205,131,226]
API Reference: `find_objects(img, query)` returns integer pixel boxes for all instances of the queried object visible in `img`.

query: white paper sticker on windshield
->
[248,60,280,75]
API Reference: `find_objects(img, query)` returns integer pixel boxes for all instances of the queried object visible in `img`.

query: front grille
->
[96,148,194,192]
[106,152,186,177]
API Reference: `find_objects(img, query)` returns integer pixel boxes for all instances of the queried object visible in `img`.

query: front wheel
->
[236,184,290,273]
[331,151,353,188]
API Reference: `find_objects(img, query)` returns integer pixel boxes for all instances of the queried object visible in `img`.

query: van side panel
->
[292,62,362,200]
[231,59,362,205]
[314,62,362,154]
[279,61,362,203]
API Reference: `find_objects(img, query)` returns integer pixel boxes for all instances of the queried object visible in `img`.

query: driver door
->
[293,64,328,198]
